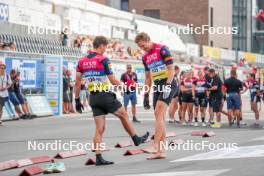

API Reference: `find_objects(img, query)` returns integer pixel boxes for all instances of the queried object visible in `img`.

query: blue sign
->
[0,3,9,22]
[134,67,145,83]
[44,55,63,116]
[5,58,40,88]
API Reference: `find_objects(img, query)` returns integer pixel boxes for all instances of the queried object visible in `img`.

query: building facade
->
[92,0,264,55]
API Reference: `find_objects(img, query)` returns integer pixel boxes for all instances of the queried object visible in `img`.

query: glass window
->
[143,9,160,19]
[121,0,129,11]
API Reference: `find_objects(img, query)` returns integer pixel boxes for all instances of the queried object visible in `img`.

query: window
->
[143,9,160,19]
[121,0,129,11]
[210,7,213,27]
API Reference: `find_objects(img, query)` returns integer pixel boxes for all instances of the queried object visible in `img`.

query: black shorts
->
[153,78,177,109]
[194,93,208,107]
[209,95,222,113]
[250,93,261,103]
[0,96,8,108]
[173,86,180,98]
[90,91,122,117]
[181,93,194,103]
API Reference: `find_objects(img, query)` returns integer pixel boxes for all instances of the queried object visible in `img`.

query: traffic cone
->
[17,159,33,168]
[115,141,133,148]
[19,165,43,176]
[0,160,18,171]
[85,157,96,165]
[54,150,87,159]
[123,149,144,156]
[30,156,52,164]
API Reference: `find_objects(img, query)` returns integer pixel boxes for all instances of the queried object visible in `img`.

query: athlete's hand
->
[143,93,151,110]
[75,98,84,113]
[162,84,172,99]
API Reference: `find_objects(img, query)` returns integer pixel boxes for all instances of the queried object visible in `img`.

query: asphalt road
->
[0,104,264,176]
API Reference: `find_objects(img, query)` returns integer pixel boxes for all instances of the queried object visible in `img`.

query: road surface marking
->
[171,145,264,162]
[116,169,230,176]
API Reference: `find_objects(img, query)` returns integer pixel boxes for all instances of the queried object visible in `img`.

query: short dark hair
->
[208,68,215,73]
[93,36,109,49]
[230,70,236,76]
[135,32,150,44]
[175,65,179,70]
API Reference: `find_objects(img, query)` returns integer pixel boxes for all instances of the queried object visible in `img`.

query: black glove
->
[75,98,84,113]
[143,93,151,110]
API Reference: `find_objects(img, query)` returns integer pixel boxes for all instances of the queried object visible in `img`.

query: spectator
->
[127,47,133,56]
[208,69,223,128]
[0,62,11,125]
[66,70,75,113]
[0,41,4,50]
[9,42,16,51]
[8,69,25,119]
[3,43,10,51]
[61,28,69,46]
[63,68,70,114]
[74,35,82,48]
[120,64,140,123]
[14,71,36,119]
[80,80,90,112]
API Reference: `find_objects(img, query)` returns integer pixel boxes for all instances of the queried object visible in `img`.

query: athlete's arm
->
[160,46,174,84]
[192,82,196,97]
[108,74,122,86]
[166,64,175,84]
[144,71,152,94]
[103,58,122,87]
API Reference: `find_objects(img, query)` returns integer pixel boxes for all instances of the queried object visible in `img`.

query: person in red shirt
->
[180,70,195,125]
[120,64,140,123]
[192,70,209,127]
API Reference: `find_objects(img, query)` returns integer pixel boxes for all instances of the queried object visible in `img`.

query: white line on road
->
[171,145,264,162]
[116,169,230,176]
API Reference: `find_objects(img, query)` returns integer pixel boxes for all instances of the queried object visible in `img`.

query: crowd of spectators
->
[73,35,142,60]
[0,41,17,51]
[62,67,91,114]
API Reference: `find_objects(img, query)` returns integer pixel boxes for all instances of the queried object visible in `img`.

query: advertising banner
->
[26,95,53,117]
[44,55,63,116]
[203,46,221,59]
[5,57,40,88]
[186,43,200,57]
[221,49,236,61]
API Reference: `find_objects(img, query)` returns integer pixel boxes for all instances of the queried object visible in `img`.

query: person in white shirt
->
[0,61,11,125]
